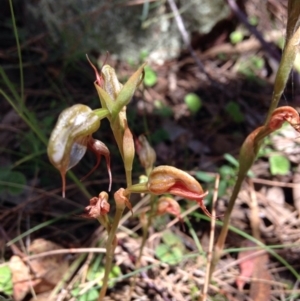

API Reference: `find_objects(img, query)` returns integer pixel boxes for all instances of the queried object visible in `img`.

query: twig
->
[226,0,281,62]
[248,179,261,241]
[166,0,217,85]
[201,174,219,301]
[23,247,106,261]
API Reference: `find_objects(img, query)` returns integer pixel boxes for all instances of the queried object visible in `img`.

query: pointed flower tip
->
[80,138,112,192]
[86,54,103,87]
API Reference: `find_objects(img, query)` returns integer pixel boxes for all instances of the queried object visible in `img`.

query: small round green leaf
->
[248,16,258,26]
[269,154,290,175]
[0,265,13,296]
[78,288,99,301]
[184,93,202,113]
[154,100,173,117]
[155,244,183,264]
[230,31,244,44]
[219,165,235,177]
[144,66,157,87]
[225,101,244,123]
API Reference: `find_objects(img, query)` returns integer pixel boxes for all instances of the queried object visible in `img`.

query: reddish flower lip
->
[168,182,211,217]
[167,181,208,200]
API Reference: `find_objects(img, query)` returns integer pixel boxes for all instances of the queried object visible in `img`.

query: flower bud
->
[136,135,156,174]
[114,188,132,212]
[156,196,182,221]
[81,192,110,219]
[123,123,135,176]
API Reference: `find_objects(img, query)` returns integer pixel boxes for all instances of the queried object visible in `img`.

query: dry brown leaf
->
[9,239,69,301]
[236,244,255,291]
[28,239,69,290]
[236,240,271,301]
[249,252,271,301]
[9,255,33,301]
[293,164,300,215]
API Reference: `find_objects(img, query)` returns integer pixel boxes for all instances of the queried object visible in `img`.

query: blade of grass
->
[8,0,24,105]
[6,209,82,247]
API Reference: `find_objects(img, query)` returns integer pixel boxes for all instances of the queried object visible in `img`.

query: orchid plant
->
[47,53,300,301]
[48,3,300,295]
[47,57,212,300]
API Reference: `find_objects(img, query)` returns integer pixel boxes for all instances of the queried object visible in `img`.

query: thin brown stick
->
[166,0,214,83]
[226,0,281,62]
[201,174,219,301]
[23,248,106,261]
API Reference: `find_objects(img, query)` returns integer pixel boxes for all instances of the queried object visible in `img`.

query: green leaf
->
[0,169,26,196]
[195,171,215,183]
[0,168,11,179]
[218,180,228,197]
[0,265,13,296]
[230,31,244,44]
[144,66,157,87]
[155,243,183,264]
[184,93,202,113]
[269,154,290,175]
[154,100,173,117]
[151,128,169,144]
[7,171,26,195]
[77,288,99,301]
[251,56,264,70]
[225,101,244,123]
[139,50,149,61]
[248,16,258,26]
[162,230,184,247]
[219,165,235,177]
[71,287,80,297]
[223,153,239,167]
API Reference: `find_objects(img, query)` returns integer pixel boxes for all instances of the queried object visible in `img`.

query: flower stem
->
[98,206,124,301]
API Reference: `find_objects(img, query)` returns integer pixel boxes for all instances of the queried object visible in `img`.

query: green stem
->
[93,108,110,119]
[98,206,125,301]
[130,195,155,288]
[125,170,132,188]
